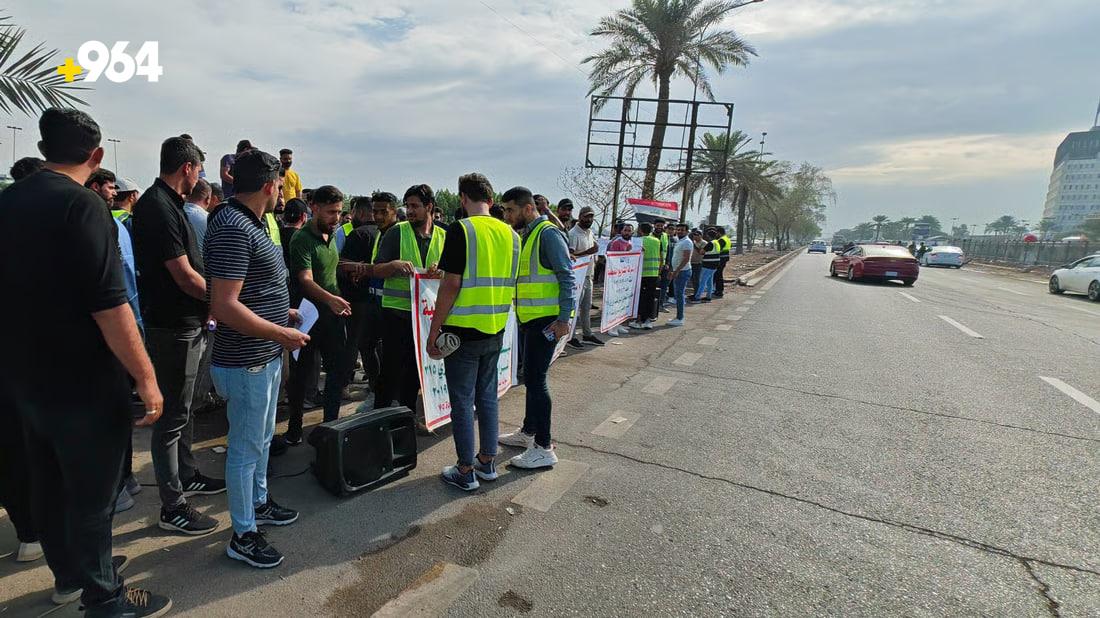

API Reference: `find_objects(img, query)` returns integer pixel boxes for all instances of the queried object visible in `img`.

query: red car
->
[830,244,919,286]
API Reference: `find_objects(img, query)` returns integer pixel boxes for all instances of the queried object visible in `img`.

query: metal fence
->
[954,238,1095,268]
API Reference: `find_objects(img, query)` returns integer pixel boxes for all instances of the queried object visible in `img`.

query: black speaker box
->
[310,406,417,496]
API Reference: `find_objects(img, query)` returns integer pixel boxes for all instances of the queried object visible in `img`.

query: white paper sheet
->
[291,299,319,360]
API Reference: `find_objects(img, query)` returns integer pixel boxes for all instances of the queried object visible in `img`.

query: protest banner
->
[552,256,593,362]
[600,251,643,333]
[411,273,518,430]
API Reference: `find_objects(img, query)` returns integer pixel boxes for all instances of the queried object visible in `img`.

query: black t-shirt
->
[339,224,379,303]
[438,220,495,341]
[0,169,130,412]
[132,177,206,328]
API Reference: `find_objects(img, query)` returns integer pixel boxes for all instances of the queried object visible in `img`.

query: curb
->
[738,247,804,287]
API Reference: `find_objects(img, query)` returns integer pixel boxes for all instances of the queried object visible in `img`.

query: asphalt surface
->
[2,251,1099,616]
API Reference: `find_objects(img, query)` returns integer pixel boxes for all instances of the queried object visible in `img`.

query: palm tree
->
[584,0,757,199]
[985,214,1018,235]
[0,11,87,115]
[852,222,875,240]
[897,217,916,239]
[871,215,889,241]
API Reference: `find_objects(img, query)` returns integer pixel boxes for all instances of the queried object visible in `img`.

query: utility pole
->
[759,131,767,155]
[107,138,122,172]
[6,125,21,166]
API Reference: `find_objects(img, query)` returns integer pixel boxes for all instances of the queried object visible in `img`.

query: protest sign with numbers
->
[600,251,642,333]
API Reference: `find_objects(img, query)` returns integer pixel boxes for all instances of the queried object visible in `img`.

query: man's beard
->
[579,220,592,229]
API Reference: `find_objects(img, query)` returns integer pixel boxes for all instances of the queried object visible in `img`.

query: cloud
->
[827,132,1064,185]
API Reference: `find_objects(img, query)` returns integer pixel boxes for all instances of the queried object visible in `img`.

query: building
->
[1041,125,1100,235]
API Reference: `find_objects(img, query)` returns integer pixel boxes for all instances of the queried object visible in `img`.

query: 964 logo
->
[56,41,163,83]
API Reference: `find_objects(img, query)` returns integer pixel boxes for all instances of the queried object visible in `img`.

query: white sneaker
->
[667,318,684,326]
[498,430,535,448]
[114,487,135,514]
[509,445,559,470]
[642,320,654,330]
[16,541,42,562]
[627,321,644,329]
[615,326,629,336]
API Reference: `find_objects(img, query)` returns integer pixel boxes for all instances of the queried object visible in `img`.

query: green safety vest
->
[444,216,519,334]
[264,212,281,246]
[111,209,131,224]
[342,222,354,237]
[659,232,670,264]
[382,222,446,312]
[720,235,732,256]
[641,235,661,277]
[516,219,564,324]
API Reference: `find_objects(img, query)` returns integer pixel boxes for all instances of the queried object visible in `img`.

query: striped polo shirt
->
[204,200,290,368]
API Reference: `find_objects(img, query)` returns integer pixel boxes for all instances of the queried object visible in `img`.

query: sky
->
[8,0,1100,232]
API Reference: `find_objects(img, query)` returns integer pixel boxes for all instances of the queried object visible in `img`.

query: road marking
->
[751,294,763,299]
[511,459,590,512]
[374,562,479,618]
[715,324,732,331]
[698,337,718,346]
[898,292,921,303]
[1040,377,1100,415]
[591,410,642,438]
[937,315,984,339]
[743,300,757,305]
[674,352,703,366]
[736,306,751,312]
[727,315,743,321]
[1066,305,1100,318]
[995,286,1031,297]
[642,375,677,395]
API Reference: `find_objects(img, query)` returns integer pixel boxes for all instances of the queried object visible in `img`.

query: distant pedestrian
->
[668,223,694,326]
[692,228,721,302]
[278,148,302,202]
[184,178,213,248]
[630,221,659,329]
[220,139,252,199]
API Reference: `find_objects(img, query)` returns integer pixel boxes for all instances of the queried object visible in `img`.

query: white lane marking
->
[511,459,590,512]
[743,300,757,305]
[1066,305,1100,318]
[674,352,703,366]
[642,375,678,394]
[898,292,921,303]
[374,562,479,617]
[591,410,642,438]
[698,337,719,346]
[736,306,751,312]
[938,315,984,339]
[751,294,763,299]
[995,286,1031,297]
[1040,377,1100,415]
[727,315,743,321]
[715,324,732,331]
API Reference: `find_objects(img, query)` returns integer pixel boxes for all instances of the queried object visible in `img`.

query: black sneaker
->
[282,430,303,446]
[158,503,218,536]
[53,556,130,605]
[182,473,226,497]
[255,499,299,527]
[269,435,289,458]
[227,531,284,569]
[566,337,584,349]
[84,587,172,618]
[582,335,605,346]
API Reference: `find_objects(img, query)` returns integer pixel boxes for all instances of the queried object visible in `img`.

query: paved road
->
[3,252,1098,616]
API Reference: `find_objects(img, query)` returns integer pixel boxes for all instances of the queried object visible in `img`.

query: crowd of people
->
[0,107,738,618]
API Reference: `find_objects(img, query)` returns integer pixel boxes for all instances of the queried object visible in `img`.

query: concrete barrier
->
[739,246,804,287]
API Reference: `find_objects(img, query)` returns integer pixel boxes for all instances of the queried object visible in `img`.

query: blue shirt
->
[523,215,575,322]
[184,203,208,249]
[113,217,143,332]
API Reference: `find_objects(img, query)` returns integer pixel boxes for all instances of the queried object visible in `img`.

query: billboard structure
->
[585,95,735,225]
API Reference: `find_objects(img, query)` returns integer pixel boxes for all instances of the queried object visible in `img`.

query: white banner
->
[411,274,518,430]
[553,256,594,362]
[600,251,643,333]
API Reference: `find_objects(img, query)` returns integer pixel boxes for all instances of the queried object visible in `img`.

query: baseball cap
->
[115,177,140,193]
[557,198,574,209]
[579,206,595,216]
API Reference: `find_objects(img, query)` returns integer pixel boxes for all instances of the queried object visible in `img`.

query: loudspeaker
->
[311,406,417,496]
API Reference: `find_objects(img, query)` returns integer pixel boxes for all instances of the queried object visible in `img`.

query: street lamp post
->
[5,125,21,166]
[759,131,767,155]
[107,138,122,173]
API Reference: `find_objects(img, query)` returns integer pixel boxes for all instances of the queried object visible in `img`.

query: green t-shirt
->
[289,224,340,296]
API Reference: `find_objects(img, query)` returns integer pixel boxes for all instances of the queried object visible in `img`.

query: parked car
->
[1049,254,1100,301]
[809,240,828,254]
[920,245,965,268]
[830,244,919,286]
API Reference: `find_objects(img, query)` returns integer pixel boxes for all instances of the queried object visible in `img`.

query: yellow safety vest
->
[444,216,519,334]
[516,219,564,324]
[382,222,446,312]
[264,212,281,246]
[720,235,732,256]
[659,232,670,264]
[111,209,131,224]
[642,236,661,277]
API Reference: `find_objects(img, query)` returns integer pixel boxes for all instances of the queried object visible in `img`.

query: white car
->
[920,245,964,268]
[1049,254,1100,301]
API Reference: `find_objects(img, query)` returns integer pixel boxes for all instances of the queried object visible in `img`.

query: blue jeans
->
[443,333,504,467]
[674,269,691,319]
[694,267,717,300]
[211,357,281,535]
[520,316,556,448]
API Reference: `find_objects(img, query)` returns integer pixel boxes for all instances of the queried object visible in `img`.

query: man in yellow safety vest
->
[714,225,732,298]
[629,221,660,329]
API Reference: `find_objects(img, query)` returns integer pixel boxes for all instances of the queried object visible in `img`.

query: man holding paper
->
[283,185,353,446]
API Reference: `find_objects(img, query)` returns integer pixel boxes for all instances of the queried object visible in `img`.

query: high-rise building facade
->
[1042,126,1100,235]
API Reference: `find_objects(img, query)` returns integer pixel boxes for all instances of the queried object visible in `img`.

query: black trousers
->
[0,405,37,543]
[288,309,348,437]
[638,276,659,322]
[375,309,420,412]
[344,297,382,388]
[519,316,556,448]
[145,326,205,509]
[23,403,128,607]
[715,258,729,296]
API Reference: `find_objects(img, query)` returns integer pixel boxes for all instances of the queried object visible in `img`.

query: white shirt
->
[568,224,596,279]
[671,236,694,271]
